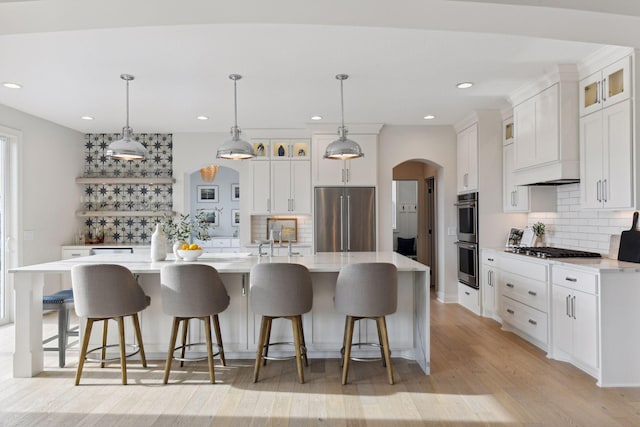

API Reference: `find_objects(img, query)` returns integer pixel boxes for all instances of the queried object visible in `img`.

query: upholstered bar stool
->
[160,264,230,384]
[334,263,397,385]
[42,289,78,368]
[250,263,313,384]
[71,264,150,385]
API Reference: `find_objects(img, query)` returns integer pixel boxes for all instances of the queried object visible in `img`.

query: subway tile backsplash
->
[251,215,313,245]
[527,183,634,255]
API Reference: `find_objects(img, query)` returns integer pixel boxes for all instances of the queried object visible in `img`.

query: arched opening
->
[392,159,439,290]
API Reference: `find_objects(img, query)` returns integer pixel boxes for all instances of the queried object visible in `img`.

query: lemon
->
[189,243,199,250]
[181,243,189,250]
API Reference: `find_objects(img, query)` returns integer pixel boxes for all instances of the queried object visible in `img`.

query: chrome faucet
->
[288,240,300,256]
[257,240,269,257]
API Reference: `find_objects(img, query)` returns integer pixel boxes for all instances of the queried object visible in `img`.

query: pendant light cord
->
[340,78,345,129]
[233,78,238,128]
[125,78,130,130]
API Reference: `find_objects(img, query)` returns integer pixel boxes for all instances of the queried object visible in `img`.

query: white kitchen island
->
[10,251,430,378]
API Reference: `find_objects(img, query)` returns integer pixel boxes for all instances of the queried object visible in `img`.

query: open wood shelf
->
[76,177,175,185]
[76,210,176,217]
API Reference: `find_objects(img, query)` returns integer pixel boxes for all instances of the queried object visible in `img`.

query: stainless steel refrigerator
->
[314,187,376,252]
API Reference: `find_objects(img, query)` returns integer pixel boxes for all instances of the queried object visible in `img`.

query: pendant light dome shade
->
[106,74,147,161]
[216,74,255,160]
[324,74,364,160]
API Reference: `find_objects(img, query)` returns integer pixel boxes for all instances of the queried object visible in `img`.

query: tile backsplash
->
[527,183,634,255]
[251,215,312,245]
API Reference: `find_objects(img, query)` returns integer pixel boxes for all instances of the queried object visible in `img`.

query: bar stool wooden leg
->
[254,316,269,383]
[377,316,394,385]
[117,316,128,385]
[298,316,308,367]
[212,314,226,366]
[376,318,386,368]
[163,317,180,384]
[340,316,349,368]
[75,318,94,386]
[131,313,147,368]
[203,316,216,384]
[262,317,272,366]
[341,316,355,385]
[179,319,189,368]
[100,319,108,368]
[291,315,305,384]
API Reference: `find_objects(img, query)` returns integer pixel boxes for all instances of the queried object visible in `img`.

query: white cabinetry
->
[551,266,598,375]
[458,282,480,315]
[580,100,633,209]
[481,251,499,320]
[456,123,478,194]
[579,56,630,117]
[250,139,311,214]
[498,255,549,349]
[509,65,579,185]
[312,134,377,186]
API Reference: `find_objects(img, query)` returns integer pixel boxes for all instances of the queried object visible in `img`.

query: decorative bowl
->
[176,249,203,262]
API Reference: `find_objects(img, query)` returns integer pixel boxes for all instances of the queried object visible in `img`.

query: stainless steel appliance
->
[455,192,478,243]
[455,192,479,289]
[505,246,601,259]
[314,187,376,252]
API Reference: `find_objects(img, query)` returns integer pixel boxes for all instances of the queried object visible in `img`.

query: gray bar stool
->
[250,263,313,384]
[160,264,230,384]
[42,289,78,368]
[334,263,397,385]
[71,264,150,385]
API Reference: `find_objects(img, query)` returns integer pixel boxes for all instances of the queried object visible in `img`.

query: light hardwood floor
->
[1,294,639,426]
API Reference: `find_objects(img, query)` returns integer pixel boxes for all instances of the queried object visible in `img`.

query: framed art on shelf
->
[266,217,297,242]
[231,209,240,226]
[197,185,218,203]
[231,183,240,201]
[197,209,218,226]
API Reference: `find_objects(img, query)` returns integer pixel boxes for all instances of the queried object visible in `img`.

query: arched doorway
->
[392,160,438,289]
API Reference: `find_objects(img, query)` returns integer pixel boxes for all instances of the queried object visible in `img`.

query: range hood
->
[524,178,580,186]
[513,159,580,186]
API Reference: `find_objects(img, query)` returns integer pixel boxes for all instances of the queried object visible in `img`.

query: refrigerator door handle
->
[347,195,351,251]
[340,195,345,251]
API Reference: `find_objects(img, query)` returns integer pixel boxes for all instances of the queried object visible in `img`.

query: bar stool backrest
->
[335,263,398,317]
[250,263,313,317]
[71,264,149,318]
[160,264,230,317]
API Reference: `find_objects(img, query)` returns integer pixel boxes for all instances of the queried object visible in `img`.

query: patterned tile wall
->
[81,133,173,244]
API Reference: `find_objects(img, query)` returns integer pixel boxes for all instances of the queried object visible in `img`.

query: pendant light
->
[199,165,219,182]
[324,74,363,160]
[106,74,148,160]
[216,74,255,160]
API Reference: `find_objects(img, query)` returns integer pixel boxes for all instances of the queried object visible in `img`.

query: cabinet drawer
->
[61,248,92,259]
[458,283,480,315]
[500,270,547,312]
[552,266,597,295]
[500,257,547,282]
[482,251,499,266]
[210,239,231,248]
[501,296,548,345]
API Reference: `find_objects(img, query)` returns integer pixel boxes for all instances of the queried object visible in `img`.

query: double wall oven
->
[455,192,478,289]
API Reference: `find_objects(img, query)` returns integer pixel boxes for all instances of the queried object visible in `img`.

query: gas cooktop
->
[505,246,602,259]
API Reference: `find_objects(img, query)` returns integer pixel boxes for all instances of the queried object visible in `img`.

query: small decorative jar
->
[150,224,167,261]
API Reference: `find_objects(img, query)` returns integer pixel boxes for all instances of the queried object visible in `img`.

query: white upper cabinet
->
[250,138,311,214]
[503,143,529,212]
[580,99,633,209]
[456,122,478,194]
[313,134,377,186]
[579,56,631,117]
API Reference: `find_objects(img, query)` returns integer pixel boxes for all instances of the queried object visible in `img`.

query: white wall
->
[378,125,458,302]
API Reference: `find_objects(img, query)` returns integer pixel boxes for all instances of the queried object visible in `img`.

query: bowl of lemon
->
[177,243,203,262]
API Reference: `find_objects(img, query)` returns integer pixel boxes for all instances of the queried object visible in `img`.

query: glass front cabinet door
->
[579,56,630,117]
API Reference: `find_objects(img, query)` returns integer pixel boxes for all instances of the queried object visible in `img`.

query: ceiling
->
[0,0,637,134]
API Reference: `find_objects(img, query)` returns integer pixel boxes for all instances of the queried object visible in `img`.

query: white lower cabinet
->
[481,251,499,320]
[498,255,549,349]
[458,282,480,315]
[551,266,598,375]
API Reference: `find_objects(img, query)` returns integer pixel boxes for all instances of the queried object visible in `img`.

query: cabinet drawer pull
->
[465,291,470,296]
[528,290,537,296]
[565,277,577,282]
[506,308,515,315]
[506,283,515,288]
[488,258,494,262]
[528,319,538,326]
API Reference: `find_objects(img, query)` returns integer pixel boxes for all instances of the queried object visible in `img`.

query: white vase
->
[173,240,186,259]
[150,224,167,261]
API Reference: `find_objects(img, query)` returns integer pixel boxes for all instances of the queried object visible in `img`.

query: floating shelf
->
[76,210,176,217]
[76,177,175,185]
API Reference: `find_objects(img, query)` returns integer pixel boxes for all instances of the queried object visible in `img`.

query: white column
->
[13,273,45,377]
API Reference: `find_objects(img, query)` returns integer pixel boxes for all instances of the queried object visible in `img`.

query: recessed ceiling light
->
[81,116,94,121]
[311,115,323,121]
[2,82,22,89]
[423,115,436,120]
[456,82,474,89]
[196,115,209,120]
